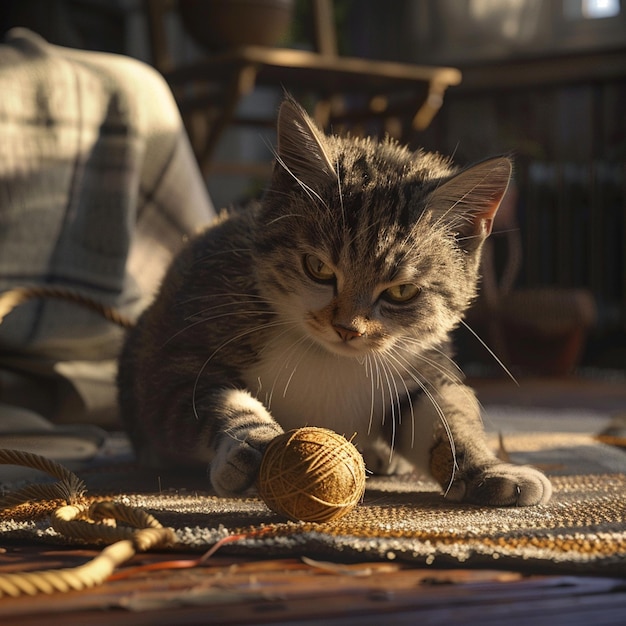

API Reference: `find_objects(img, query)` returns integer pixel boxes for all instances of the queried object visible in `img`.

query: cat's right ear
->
[275,96,338,190]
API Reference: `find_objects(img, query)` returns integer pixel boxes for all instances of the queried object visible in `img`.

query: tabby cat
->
[118,96,551,507]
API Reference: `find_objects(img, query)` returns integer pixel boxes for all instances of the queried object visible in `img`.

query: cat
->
[117,96,551,507]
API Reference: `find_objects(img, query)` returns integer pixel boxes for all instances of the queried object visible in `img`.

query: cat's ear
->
[275,96,338,189]
[428,156,512,240]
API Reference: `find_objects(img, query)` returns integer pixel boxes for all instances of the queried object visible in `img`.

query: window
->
[563,0,621,20]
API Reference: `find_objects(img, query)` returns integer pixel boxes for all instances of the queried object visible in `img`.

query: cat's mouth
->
[322,338,367,356]
[305,322,371,357]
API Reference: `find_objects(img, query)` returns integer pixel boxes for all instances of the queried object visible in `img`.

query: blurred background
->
[1,0,624,380]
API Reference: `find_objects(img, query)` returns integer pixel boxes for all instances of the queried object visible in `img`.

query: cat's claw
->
[444,463,552,507]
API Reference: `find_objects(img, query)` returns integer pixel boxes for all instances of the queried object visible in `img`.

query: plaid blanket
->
[0,28,215,427]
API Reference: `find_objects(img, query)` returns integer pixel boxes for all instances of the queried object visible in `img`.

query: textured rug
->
[1,406,625,577]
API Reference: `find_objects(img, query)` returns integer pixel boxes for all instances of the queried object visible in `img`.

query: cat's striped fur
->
[118,97,551,506]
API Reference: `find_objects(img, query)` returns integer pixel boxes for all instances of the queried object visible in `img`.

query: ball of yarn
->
[258,427,366,523]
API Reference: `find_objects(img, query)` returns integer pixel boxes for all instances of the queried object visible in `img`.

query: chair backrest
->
[311,0,338,56]
[145,0,340,73]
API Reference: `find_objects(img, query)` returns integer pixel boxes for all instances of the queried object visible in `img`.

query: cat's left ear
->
[428,156,512,241]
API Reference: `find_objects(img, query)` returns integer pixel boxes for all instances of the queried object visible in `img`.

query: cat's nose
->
[332,324,363,342]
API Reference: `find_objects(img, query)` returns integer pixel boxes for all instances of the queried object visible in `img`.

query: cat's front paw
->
[445,463,552,507]
[362,439,415,476]
[210,424,282,496]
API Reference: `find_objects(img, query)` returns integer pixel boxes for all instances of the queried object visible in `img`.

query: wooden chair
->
[144,0,461,176]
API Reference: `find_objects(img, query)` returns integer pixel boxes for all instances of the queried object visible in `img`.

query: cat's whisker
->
[459,319,518,385]
[382,348,459,492]
[370,353,386,427]
[397,339,465,386]
[222,424,248,445]
[376,353,400,455]
[264,329,312,408]
[403,347,484,427]
[279,336,317,399]
[185,301,272,321]
[380,352,416,454]
[364,354,376,436]
[385,346,449,402]
[449,141,461,163]
[169,296,280,346]
[373,350,411,461]
[390,344,479,420]
[335,158,346,232]
[163,309,273,348]
[191,319,296,421]
[266,213,306,226]
[419,350,465,384]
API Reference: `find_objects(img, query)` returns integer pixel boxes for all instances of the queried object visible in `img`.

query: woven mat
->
[2,406,625,577]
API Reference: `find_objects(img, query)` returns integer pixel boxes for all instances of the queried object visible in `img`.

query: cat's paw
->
[444,463,552,507]
[210,424,282,496]
[362,440,414,476]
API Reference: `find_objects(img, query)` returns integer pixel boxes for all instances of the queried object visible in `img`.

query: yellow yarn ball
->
[258,427,366,523]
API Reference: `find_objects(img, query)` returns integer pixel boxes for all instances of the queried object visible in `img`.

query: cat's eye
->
[303,254,335,283]
[382,283,421,303]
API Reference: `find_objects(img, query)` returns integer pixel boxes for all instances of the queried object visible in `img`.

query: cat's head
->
[255,96,511,357]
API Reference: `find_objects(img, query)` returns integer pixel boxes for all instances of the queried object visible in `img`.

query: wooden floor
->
[1,548,626,626]
[1,375,625,625]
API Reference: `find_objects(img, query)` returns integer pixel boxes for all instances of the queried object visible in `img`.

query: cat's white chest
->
[242,335,384,439]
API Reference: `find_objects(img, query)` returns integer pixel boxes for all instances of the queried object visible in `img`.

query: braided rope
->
[0,449,177,597]
[0,285,135,328]
[0,449,86,509]
[89,500,165,530]
[0,541,137,597]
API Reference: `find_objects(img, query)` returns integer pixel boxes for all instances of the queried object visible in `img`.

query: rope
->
[0,289,172,595]
[0,449,177,597]
[0,285,135,328]
[0,449,86,508]
[0,540,137,597]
